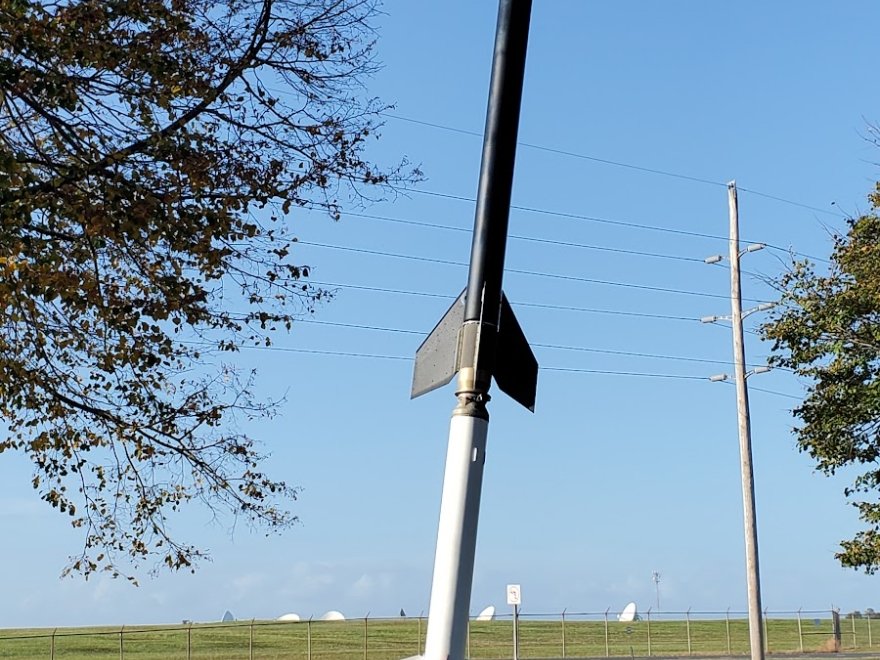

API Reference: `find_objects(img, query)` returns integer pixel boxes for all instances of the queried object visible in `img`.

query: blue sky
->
[3,1,880,628]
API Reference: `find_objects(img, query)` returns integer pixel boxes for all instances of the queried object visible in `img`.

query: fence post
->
[685,609,691,656]
[467,615,470,660]
[869,613,873,648]
[763,607,769,654]
[561,609,566,659]
[797,609,803,652]
[308,617,313,660]
[249,618,255,660]
[646,607,652,657]
[604,608,610,658]
[725,608,731,655]
[418,612,424,656]
[187,623,192,660]
[51,628,56,660]
[832,608,842,649]
[119,625,124,660]
[364,613,369,660]
[852,612,858,648]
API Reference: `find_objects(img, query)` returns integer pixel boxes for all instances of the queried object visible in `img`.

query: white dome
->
[321,610,346,621]
[475,606,495,622]
[277,613,301,622]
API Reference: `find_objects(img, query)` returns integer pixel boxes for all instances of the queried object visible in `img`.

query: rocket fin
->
[411,290,466,399]
[494,293,538,412]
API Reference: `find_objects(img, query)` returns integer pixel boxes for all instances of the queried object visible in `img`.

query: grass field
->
[0,614,873,659]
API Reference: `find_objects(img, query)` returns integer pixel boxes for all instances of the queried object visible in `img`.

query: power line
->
[308,280,772,338]
[381,112,845,220]
[720,380,802,401]
[310,280,701,323]
[299,241,770,303]
[204,340,796,390]
[343,210,705,264]
[299,318,763,369]
[544,367,705,380]
[513,299,697,322]
[409,188,830,264]
[312,280,452,301]
[385,113,725,189]
[412,189,731,241]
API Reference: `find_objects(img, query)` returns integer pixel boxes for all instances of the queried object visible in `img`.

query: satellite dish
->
[475,605,496,622]
[221,610,235,623]
[321,610,346,621]
[618,602,637,623]
[277,613,301,622]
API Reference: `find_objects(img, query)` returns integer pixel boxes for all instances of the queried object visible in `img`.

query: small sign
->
[506,584,521,606]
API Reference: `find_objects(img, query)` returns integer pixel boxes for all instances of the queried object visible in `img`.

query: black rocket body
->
[412,0,537,411]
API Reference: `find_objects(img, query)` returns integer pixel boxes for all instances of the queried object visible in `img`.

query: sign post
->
[507,584,522,660]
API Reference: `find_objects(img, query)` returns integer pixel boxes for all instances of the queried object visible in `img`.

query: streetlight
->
[704,242,766,265]
[708,366,772,382]
[702,303,775,326]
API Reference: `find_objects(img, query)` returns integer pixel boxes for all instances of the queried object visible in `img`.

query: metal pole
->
[725,608,731,655]
[852,612,857,648]
[51,628,56,660]
[604,608,609,658]
[728,181,765,660]
[250,619,254,660]
[868,613,873,647]
[512,605,519,660]
[186,623,191,660]
[646,608,652,657]
[307,617,312,660]
[364,614,369,660]
[797,609,803,653]
[120,625,124,660]
[686,608,692,656]
[561,609,566,659]
[652,571,661,611]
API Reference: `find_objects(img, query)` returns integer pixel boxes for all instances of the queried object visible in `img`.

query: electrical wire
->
[299,318,764,368]
[209,340,799,394]
[408,189,831,264]
[412,189,731,241]
[381,112,846,220]
[343,210,706,264]
[336,209,768,281]
[298,241,771,303]
[720,380,802,401]
[309,280,701,322]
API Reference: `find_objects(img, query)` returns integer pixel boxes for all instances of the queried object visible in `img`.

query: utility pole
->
[652,571,661,611]
[728,181,765,660]
[408,3,537,660]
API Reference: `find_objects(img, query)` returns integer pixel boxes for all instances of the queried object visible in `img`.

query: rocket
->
[409,2,537,660]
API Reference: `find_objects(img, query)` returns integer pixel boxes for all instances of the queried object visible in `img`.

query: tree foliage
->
[0,0,414,579]
[763,187,880,572]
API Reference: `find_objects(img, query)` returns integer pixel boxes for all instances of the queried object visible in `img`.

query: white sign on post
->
[506,584,521,606]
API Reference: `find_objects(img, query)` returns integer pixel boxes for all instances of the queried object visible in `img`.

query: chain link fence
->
[0,608,871,659]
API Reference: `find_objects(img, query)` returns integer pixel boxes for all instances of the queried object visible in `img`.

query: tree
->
[762,189,880,573]
[0,0,415,579]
